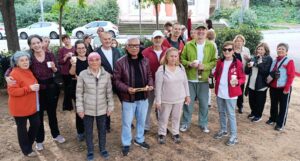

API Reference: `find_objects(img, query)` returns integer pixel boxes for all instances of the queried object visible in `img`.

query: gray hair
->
[10,51,31,67]
[125,37,140,45]
[277,43,289,52]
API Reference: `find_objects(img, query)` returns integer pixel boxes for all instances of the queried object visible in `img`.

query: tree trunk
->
[173,0,188,27]
[0,0,20,52]
[59,5,63,47]
[155,3,159,30]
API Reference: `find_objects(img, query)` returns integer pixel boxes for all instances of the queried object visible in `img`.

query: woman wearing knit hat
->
[7,51,40,157]
[76,52,114,160]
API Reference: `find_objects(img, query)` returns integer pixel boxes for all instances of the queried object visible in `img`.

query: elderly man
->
[93,27,104,49]
[180,24,217,133]
[95,31,121,133]
[113,37,154,156]
[162,22,185,53]
[142,30,167,133]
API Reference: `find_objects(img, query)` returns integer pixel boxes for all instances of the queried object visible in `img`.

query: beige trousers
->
[158,102,183,136]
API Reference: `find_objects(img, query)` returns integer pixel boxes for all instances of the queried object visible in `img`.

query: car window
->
[97,21,107,27]
[30,23,41,28]
[86,22,98,28]
[41,22,51,27]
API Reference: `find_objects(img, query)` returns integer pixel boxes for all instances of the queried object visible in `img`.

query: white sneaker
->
[35,143,44,151]
[53,135,66,143]
[179,125,188,132]
[200,126,210,133]
[26,151,37,157]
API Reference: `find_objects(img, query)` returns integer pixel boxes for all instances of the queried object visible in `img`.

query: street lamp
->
[40,0,44,22]
[139,0,142,38]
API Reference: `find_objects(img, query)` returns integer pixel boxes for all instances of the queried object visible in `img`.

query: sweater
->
[7,68,38,117]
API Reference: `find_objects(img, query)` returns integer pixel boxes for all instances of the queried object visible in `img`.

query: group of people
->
[6,19,296,161]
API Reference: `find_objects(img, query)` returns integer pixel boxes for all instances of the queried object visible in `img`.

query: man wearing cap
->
[113,37,154,156]
[142,30,168,133]
[95,31,121,133]
[162,22,185,53]
[93,27,104,49]
[180,24,217,133]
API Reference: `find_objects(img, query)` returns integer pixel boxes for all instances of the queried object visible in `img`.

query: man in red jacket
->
[142,30,168,133]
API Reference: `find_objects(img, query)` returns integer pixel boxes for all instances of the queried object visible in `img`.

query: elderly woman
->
[155,47,190,144]
[233,34,251,114]
[266,43,295,131]
[7,51,40,157]
[245,43,273,122]
[76,52,114,160]
[69,40,89,141]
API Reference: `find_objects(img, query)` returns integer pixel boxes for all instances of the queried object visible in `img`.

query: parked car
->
[0,23,6,40]
[18,22,66,39]
[72,21,119,39]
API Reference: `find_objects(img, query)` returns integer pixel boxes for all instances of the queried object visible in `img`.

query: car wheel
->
[0,33,3,40]
[76,31,84,39]
[20,32,28,39]
[50,32,58,39]
[108,30,116,38]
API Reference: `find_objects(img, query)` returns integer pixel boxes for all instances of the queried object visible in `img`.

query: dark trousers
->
[71,79,85,134]
[36,84,60,143]
[14,113,40,155]
[106,116,111,131]
[62,75,73,111]
[237,84,245,109]
[269,87,292,127]
[248,88,267,118]
[84,115,107,153]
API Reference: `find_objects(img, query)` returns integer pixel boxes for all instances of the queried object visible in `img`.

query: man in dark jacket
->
[113,37,153,156]
[95,31,121,133]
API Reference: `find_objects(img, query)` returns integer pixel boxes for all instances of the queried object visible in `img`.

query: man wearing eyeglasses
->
[113,37,154,156]
[180,24,217,133]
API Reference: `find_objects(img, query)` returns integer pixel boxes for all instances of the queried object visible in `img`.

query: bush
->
[229,9,258,28]
[0,51,13,89]
[215,25,263,55]
[210,8,236,21]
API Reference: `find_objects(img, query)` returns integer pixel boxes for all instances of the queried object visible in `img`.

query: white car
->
[0,23,6,40]
[18,22,66,39]
[72,21,119,39]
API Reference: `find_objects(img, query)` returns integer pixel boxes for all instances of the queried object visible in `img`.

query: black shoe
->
[158,135,166,144]
[131,124,135,129]
[275,125,283,131]
[100,150,109,159]
[247,114,255,119]
[122,146,130,156]
[238,108,243,114]
[172,134,181,144]
[106,129,111,133]
[251,117,262,122]
[266,119,275,125]
[144,129,149,134]
[134,140,150,149]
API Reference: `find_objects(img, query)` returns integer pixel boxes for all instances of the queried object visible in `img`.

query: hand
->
[198,64,204,70]
[243,53,251,61]
[30,84,40,91]
[155,103,161,109]
[5,76,16,86]
[230,79,238,87]
[283,90,289,95]
[146,85,154,91]
[184,96,191,105]
[70,58,76,66]
[107,111,112,116]
[189,62,198,68]
[128,87,136,94]
[78,112,84,119]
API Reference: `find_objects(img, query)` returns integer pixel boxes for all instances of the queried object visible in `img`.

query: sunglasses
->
[223,48,233,52]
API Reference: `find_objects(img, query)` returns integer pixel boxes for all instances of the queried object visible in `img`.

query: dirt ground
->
[0,78,300,161]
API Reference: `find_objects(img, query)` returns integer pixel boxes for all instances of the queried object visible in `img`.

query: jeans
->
[216,97,237,138]
[84,115,107,153]
[121,99,148,146]
[14,113,40,155]
[145,91,155,130]
[181,82,209,127]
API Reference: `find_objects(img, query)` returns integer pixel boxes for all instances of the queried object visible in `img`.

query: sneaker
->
[266,119,275,125]
[274,125,283,131]
[53,135,66,143]
[200,126,210,133]
[26,151,37,157]
[213,131,228,139]
[172,134,181,144]
[77,133,84,142]
[106,128,111,133]
[238,108,243,114]
[247,114,255,119]
[179,124,188,132]
[251,117,262,122]
[35,143,44,151]
[134,140,150,150]
[144,129,149,134]
[87,152,94,161]
[158,135,166,144]
[100,150,109,159]
[122,146,130,156]
[226,137,238,146]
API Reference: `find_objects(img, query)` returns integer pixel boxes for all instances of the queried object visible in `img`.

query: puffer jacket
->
[76,67,114,116]
[113,52,153,102]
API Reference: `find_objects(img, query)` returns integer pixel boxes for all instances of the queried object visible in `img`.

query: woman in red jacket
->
[7,51,40,157]
[213,41,245,146]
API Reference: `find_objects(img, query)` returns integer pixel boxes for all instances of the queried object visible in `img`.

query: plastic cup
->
[47,61,52,68]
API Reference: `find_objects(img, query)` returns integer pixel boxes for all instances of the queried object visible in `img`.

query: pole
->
[40,0,44,22]
[139,0,142,38]
[239,0,243,24]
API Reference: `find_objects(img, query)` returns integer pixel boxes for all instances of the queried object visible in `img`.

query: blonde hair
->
[160,47,180,65]
[233,34,246,45]
[206,30,216,41]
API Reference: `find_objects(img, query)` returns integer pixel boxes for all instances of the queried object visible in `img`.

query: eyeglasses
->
[223,48,233,52]
[127,44,140,49]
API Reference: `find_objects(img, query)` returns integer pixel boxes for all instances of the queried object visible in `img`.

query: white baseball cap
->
[152,30,164,38]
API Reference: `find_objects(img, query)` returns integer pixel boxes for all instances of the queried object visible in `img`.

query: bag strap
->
[277,57,287,69]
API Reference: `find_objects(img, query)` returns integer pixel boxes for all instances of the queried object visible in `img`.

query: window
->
[30,23,41,28]
[187,0,195,5]
[97,21,108,27]
[41,22,51,27]
[86,22,98,28]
